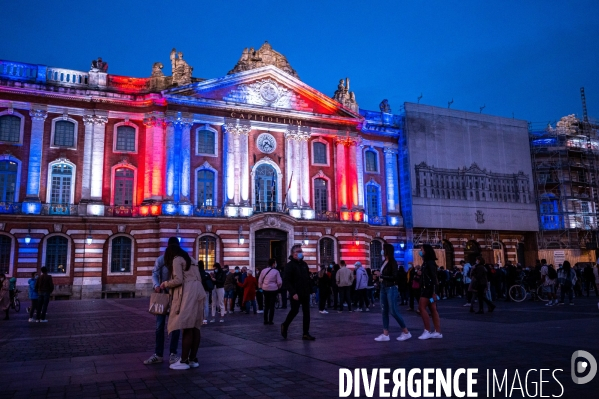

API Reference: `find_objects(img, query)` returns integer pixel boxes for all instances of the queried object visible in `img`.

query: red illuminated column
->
[336,139,348,210]
[348,139,359,210]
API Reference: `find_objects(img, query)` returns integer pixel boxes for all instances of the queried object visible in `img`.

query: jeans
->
[367,288,375,305]
[36,292,51,320]
[560,284,573,303]
[203,291,211,319]
[380,285,406,330]
[356,288,369,309]
[282,295,311,335]
[245,299,257,314]
[212,288,225,317]
[318,287,329,311]
[338,286,352,311]
[263,290,277,323]
[29,298,38,318]
[155,314,181,357]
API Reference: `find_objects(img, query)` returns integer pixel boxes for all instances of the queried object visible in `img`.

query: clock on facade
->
[257,133,277,154]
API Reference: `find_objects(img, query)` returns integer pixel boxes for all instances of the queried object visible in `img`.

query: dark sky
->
[1,0,598,124]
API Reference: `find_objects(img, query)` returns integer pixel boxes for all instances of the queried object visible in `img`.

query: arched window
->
[319,237,335,266]
[198,236,217,267]
[45,236,68,274]
[0,235,12,274]
[54,121,75,147]
[366,184,381,217]
[365,150,378,172]
[314,178,328,212]
[255,164,277,211]
[50,163,73,204]
[313,142,327,164]
[197,130,216,155]
[115,126,136,152]
[370,240,383,270]
[114,168,134,206]
[0,160,18,203]
[0,115,21,143]
[197,169,215,207]
[111,236,132,273]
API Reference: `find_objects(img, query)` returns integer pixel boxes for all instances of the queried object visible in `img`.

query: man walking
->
[211,263,226,322]
[281,244,315,341]
[35,267,54,322]
[336,260,354,312]
[144,237,181,365]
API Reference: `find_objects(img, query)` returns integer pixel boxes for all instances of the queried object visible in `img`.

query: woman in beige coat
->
[160,240,207,370]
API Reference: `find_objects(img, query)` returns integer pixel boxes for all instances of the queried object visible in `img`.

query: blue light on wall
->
[162,202,177,215]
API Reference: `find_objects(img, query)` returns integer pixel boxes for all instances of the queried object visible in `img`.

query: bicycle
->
[537,284,561,302]
[508,280,539,302]
[10,289,21,312]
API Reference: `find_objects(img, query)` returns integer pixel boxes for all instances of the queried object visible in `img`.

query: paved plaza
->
[0,296,597,398]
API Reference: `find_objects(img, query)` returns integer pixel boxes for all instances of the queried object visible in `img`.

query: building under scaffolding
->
[530,111,599,264]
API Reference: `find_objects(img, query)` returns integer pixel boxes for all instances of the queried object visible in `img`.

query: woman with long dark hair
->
[374,243,412,342]
[558,260,576,305]
[160,238,207,370]
[417,244,443,339]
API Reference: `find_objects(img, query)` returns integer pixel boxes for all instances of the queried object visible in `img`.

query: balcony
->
[41,203,78,216]
[367,215,388,226]
[105,205,138,217]
[253,202,287,214]
[0,202,21,214]
[315,210,340,221]
[194,206,224,217]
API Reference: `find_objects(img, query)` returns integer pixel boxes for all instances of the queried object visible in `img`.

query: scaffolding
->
[530,111,599,250]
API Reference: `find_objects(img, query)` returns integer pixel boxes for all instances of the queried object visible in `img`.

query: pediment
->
[163,65,361,120]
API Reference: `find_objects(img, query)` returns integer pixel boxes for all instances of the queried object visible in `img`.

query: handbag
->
[148,292,170,315]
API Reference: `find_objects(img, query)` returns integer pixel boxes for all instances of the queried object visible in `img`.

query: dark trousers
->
[263,290,277,323]
[338,286,352,311]
[409,287,421,310]
[256,290,264,310]
[585,281,598,296]
[29,298,39,318]
[357,288,369,309]
[279,288,288,309]
[156,314,181,357]
[318,287,329,311]
[282,295,310,335]
[476,290,494,312]
[331,286,339,310]
[36,292,51,320]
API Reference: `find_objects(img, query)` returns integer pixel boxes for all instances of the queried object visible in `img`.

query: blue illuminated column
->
[180,121,192,203]
[23,108,47,214]
[384,147,400,213]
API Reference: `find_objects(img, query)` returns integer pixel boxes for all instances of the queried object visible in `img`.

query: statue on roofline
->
[90,57,108,72]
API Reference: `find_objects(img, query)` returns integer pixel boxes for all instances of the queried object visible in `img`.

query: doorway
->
[254,228,288,273]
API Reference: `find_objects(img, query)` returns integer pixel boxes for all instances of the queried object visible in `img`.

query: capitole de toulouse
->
[0,42,540,298]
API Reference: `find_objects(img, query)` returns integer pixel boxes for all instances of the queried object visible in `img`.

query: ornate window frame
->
[50,116,78,150]
[110,162,138,206]
[196,233,221,266]
[195,124,219,157]
[0,154,22,203]
[364,146,380,174]
[251,156,283,205]
[195,161,218,208]
[46,158,76,205]
[318,235,338,266]
[0,233,15,276]
[311,170,332,212]
[0,110,25,145]
[107,233,135,276]
[369,239,385,270]
[112,122,139,154]
[311,138,330,166]
[365,179,383,218]
[41,233,72,277]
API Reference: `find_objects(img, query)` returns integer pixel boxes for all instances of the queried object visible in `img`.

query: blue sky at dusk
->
[1,0,598,124]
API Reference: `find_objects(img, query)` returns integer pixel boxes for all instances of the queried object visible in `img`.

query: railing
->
[315,210,340,221]
[367,215,388,226]
[194,206,224,217]
[0,60,39,82]
[106,205,138,217]
[42,203,78,216]
[46,67,89,87]
[0,202,22,214]
[253,202,288,214]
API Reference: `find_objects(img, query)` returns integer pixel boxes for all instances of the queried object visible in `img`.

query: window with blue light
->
[116,126,136,152]
[0,235,11,274]
[45,236,68,274]
[366,185,381,216]
[197,130,216,155]
[111,236,132,273]
[114,168,134,206]
[0,115,21,143]
[54,121,75,147]
[197,169,215,207]
[365,150,378,172]
[0,161,17,203]
[313,142,327,164]
[50,164,72,204]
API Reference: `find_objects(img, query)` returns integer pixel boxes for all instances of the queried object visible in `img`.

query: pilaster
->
[90,115,108,200]
[22,107,47,214]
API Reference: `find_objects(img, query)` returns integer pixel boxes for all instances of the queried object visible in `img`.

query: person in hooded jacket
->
[28,271,39,322]
[354,262,370,312]
[281,244,315,341]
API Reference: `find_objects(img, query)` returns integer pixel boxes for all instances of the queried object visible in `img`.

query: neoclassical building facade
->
[0,43,402,297]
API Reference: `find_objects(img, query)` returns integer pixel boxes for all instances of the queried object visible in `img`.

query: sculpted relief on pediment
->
[223,78,311,110]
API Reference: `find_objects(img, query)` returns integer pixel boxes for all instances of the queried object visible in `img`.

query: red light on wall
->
[150,205,161,215]
[353,211,363,222]
[139,206,149,216]
[341,211,351,221]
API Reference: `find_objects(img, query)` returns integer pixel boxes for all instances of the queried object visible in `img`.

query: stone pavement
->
[0,295,597,398]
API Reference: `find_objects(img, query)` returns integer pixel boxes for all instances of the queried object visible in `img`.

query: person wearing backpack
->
[558,261,577,305]
[540,259,558,306]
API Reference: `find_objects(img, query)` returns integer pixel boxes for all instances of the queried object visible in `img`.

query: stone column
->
[90,115,108,201]
[165,118,175,198]
[233,133,241,204]
[240,132,250,205]
[81,114,95,201]
[285,129,297,206]
[355,143,365,209]
[143,116,154,200]
[348,140,359,210]
[24,108,47,205]
[336,139,348,210]
[143,114,165,200]
[225,128,235,205]
[384,147,399,212]
[181,122,192,202]
[300,133,311,207]
[294,137,302,206]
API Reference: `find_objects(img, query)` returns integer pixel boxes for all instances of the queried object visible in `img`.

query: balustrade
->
[46,67,88,87]
[0,60,38,82]
[0,202,22,214]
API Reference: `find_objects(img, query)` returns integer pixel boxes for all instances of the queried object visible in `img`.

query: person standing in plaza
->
[224,266,237,314]
[199,260,213,325]
[354,262,369,312]
[35,267,54,322]
[237,269,258,314]
[417,245,442,339]
[160,239,207,370]
[28,272,39,322]
[144,237,182,365]
[470,257,496,314]
[374,243,411,342]
[583,263,598,297]
[0,273,10,320]
[336,260,354,312]
[461,260,473,306]
[210,263,226,322]
[540,259,558,306]
[330,264,340,310]
[281,244,315,341]
[558,261,577,305]
[259,258,282,325]
[317,264,331,314]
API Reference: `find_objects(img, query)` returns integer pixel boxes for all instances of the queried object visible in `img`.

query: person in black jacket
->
[417,245,442,340]
[281,244,315,341]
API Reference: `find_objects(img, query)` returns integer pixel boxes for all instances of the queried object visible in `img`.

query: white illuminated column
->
[285,130,297,206]
[165,119,175,198]
[336,139,348,210]
[300,135,311,207]
[240,133,249,205]
[233,133,241,204]
[90,116,108,200]
[355,143,365,209]
[25,108,47,200]
[81,114,95,200]
[384,147,399,212]
[181,122,191,201]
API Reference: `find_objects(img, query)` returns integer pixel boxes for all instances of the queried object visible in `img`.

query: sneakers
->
[302,334,316,341]
[39,319,48,323]
[558,302,565,306]
[169,360,190,370]
[257,310,264,314]
[169,353,180,364]
[319,310,329,314]
[210,319,215,323]
[356,308,363,312]
[463,303,471,307]
[374,334,390,342]
[28,318,35,323]
[189,358,200,368]
[545,300,554,306]
[569,303,574,306]
[202,320,208,325]
[365,308,370,312]
[397,332,412,341]
[418,330,433,340]
[143,354,163,365]
[219,319,225,323]
[430,331,443,339]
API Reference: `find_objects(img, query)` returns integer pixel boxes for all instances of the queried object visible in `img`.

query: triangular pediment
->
[162,65,361,120]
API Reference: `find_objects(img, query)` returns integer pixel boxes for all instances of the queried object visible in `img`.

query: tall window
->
[319,237,334,266]
[370,240,383,270]
[0,161,17,203]
[366,185,380,216]
[46,236,68,274]
[54,121,75,147]
[50,164,72,204]
[313,142,327,164]
[111,236,132,273]
[255,164,277,210]
[0,235,11,274]
[0,115,21,143]
[115,126,136,152]
[197,169,215,207]
[314,178,328,212]
[365,150,378,172]
[197,130,216,155]
[114,168,134,206]
[198,236,217,268]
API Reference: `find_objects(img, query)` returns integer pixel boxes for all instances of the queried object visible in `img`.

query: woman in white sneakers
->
[417,244,443,340]
[258,258,282,325]
[374,243,412,342]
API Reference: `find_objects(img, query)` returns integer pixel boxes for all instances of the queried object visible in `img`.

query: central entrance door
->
[254,228,287,273]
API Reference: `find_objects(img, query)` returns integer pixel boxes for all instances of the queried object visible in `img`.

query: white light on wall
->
[399,242,405,250]
[177,223,181,242]
[86,229,93,245]
[238,226,244,245]
[24,234,31,245]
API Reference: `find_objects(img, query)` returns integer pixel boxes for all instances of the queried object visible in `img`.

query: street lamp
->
[24,226,31,245]
[177,223,181,243]
[238,226,244,245]
[303,227,309,246]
